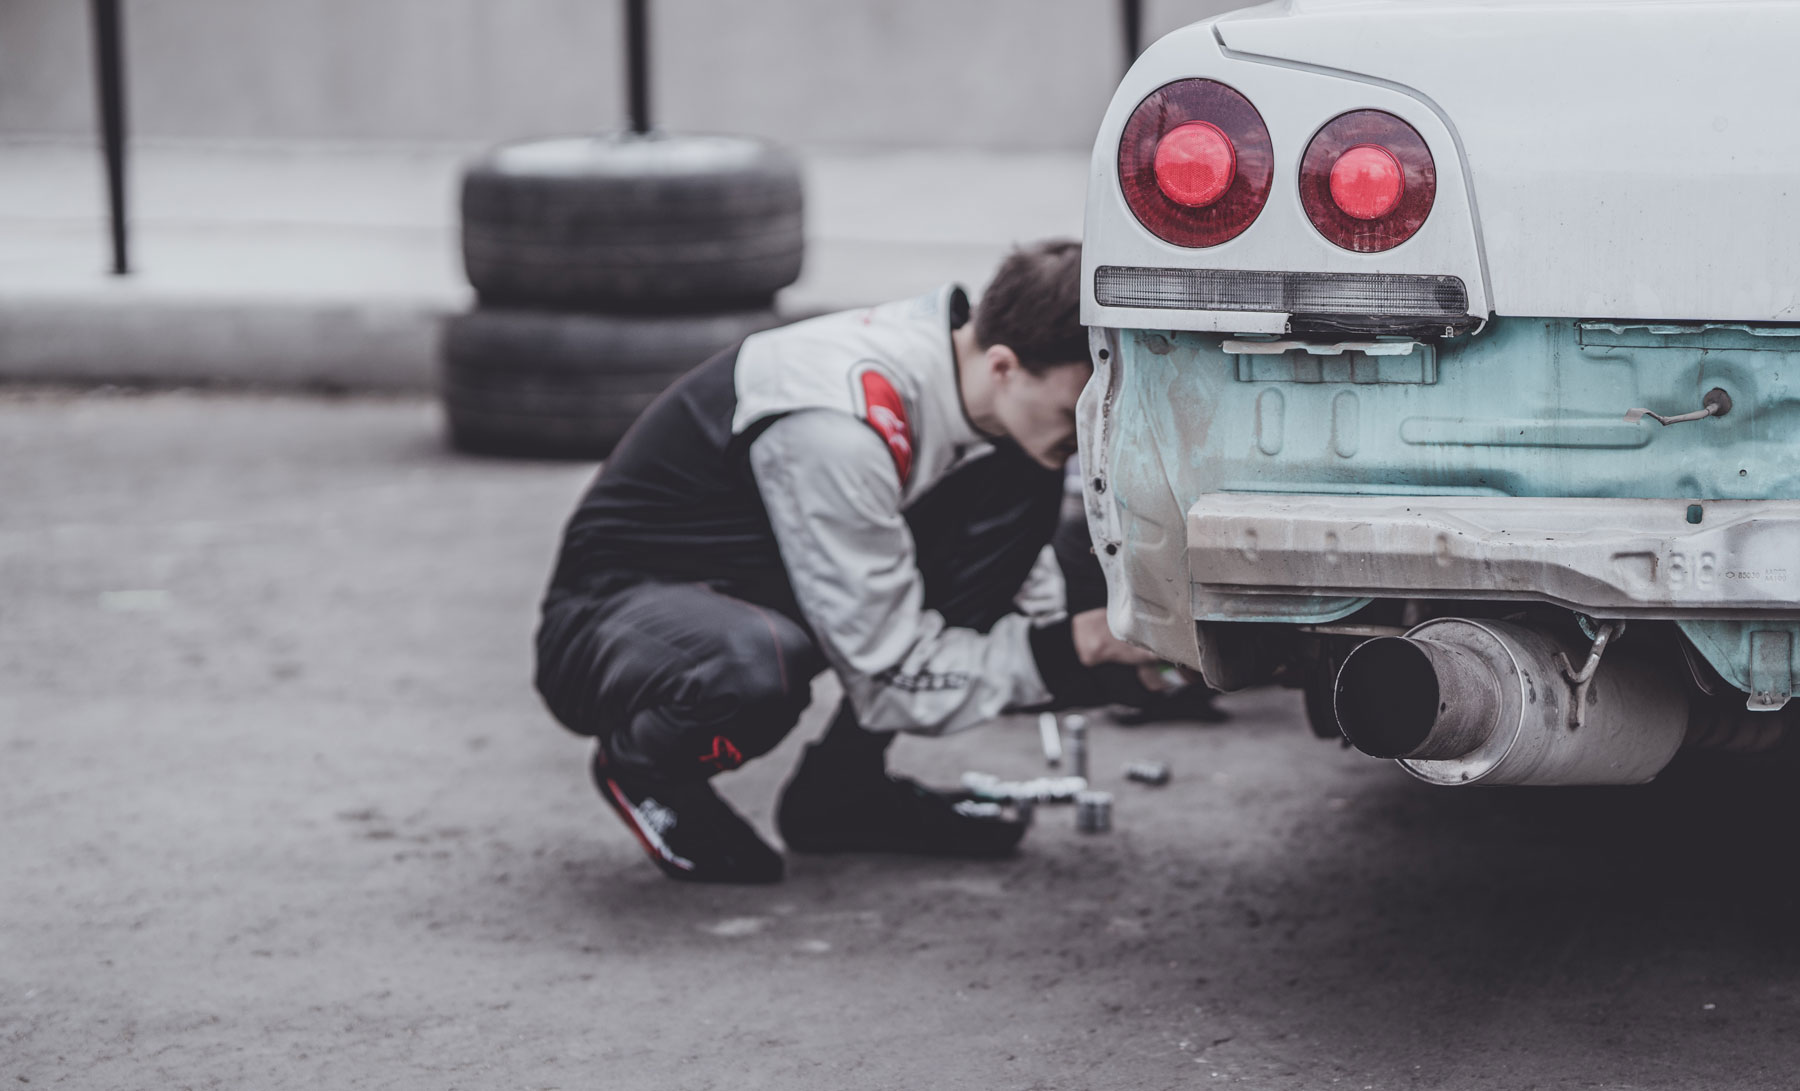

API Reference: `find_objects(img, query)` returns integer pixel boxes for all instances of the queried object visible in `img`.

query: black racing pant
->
[535,441,1069,784]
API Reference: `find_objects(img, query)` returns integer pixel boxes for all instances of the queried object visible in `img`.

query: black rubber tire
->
[1303,673,1342,740]
[439,306,784,460]
[461,132,804,311]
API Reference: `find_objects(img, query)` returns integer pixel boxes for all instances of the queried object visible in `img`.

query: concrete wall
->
[0,0,1257,149]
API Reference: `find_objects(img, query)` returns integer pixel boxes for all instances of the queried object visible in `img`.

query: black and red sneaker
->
[590,746,783,884]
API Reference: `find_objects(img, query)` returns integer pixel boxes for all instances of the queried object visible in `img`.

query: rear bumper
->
[1188,493,1800,619]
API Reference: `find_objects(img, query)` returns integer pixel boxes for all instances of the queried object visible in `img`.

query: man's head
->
[961,239,1092,470]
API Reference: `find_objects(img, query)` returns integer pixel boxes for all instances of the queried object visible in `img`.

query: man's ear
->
[985,343,1023,381]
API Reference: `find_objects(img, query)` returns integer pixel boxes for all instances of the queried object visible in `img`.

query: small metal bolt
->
[1066,715,1089,782]
[1124,760,1171,787]
[1075,790,1112,834]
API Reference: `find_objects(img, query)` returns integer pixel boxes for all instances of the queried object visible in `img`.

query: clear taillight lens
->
[1119,79,1272,248]
[1300,111,1435,252]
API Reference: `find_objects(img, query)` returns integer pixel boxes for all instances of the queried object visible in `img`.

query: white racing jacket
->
[736,285,1064,734]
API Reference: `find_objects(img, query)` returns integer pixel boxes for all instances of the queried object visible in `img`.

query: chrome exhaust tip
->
[1334,635,1502,761]
[1332,618,1687,787]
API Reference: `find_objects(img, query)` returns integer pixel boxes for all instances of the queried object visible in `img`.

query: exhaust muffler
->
[1332,618,1688,786]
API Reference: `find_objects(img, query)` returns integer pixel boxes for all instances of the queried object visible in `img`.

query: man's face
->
[990,358,1093,470]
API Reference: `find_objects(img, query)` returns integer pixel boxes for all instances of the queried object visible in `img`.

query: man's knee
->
[552,585,823,779]
[679,614,821,761]
[614,643,811,779]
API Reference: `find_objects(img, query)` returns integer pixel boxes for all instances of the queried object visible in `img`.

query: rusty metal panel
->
[1185,493,1800,617]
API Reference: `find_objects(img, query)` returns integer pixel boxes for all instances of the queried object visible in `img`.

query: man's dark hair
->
[973,238,1087,374]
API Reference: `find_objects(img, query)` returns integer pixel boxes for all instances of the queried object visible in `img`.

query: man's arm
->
[750,410,1097,735]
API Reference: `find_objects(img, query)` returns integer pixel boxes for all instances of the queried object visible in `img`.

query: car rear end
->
[1079,0,1800,785]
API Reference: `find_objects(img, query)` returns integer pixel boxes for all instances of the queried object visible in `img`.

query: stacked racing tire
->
[443,132,804,458]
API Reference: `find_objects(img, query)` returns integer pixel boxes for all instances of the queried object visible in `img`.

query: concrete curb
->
[0,297,448,393]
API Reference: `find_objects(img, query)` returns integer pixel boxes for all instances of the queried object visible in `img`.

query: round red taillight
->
[1300,111,1435,253]
[1119,79,1272,248]
[1153,121,1236,208]
[1328,144,1404,220]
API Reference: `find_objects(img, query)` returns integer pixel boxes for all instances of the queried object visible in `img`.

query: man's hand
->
[1070,608,1159,668]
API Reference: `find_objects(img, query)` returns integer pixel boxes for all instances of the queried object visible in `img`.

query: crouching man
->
[534,239,1153,883]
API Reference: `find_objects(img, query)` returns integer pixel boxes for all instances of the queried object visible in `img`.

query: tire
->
[461,133,804,311]
[439,306,784,459]
[1303,673,1342,740]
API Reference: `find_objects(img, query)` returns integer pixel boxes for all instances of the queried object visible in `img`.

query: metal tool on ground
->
[952,800,1006,820]
[953,795,1036,826]
[961,771,1088,804]
[1066,714,1089,781]
[1124,760,1171,787]
[1038,711,1063,768]
[1075,790,1113,834]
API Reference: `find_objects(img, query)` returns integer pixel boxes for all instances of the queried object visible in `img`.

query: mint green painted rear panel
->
[1105,317,1800,693]
[1121,319,1800,502]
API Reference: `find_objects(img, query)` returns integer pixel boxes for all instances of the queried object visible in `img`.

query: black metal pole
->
[625,0,651,134]
[91,0,130,275]
[1121,0,1143,73]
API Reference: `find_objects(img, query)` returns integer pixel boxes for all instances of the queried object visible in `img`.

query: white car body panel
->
[1083,15,1489,334]
[1084,0,1800,330]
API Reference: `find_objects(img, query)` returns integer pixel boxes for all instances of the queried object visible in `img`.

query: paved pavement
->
[0,137,1088,391]
[6,390,1800,1089]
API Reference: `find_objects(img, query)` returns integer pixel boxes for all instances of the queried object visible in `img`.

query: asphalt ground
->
[5,390,1800,1089]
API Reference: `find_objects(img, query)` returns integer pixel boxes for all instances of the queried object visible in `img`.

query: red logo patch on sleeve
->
[859,370,914,485]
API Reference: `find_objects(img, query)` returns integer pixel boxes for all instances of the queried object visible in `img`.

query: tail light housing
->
[1300,111,1436,253]
[1119,80,1273,248]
